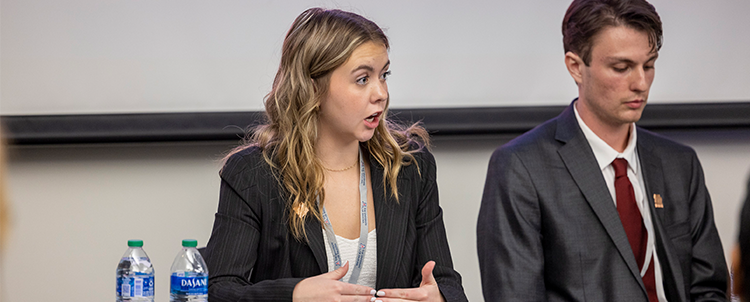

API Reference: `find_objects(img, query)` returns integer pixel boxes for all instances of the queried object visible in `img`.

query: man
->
[477,0,728,301]
[731,178,750,301]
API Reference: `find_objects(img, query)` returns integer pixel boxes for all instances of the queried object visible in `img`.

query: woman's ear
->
[311,78,325,111]
[565,51,584,86]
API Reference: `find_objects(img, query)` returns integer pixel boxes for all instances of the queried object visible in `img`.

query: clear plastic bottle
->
[170,239,208,302]
[116,239,155,302]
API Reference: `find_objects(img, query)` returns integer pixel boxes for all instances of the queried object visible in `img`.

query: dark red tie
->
[612,158,657,302]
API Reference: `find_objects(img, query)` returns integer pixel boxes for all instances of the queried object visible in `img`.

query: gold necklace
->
[322,161,357,172]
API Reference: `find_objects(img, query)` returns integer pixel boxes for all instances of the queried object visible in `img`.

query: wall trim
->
[2,102,749,145]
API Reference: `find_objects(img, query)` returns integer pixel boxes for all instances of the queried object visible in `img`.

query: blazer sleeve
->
[685,152,729,301]
[204,152,303,302]
[477,148,546,301]
[412,150,468,302]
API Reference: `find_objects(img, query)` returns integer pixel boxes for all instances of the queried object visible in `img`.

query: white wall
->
[4,131,749,301]
[2,0,750,115]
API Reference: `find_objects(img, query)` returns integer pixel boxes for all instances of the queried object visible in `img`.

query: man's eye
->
[613,66,628,73]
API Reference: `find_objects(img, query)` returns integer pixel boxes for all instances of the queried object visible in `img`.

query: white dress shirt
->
[574,102,667,302]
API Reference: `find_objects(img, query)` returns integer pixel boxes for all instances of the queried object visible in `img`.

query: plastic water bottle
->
[170,239,208,302]
[116,239,155,302]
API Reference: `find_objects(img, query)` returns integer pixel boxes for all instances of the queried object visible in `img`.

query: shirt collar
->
[573,101,638,173]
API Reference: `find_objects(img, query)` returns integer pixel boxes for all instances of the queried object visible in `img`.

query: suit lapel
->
[637,129,687,302]
[304,151,409,283]
[555,104,645,290]
[305,213,328,274]
[369,153,409,289]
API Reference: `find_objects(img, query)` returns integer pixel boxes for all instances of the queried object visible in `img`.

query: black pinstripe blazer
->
[204,145,467,302]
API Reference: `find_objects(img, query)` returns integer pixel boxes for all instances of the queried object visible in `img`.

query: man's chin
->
[622,107,645,123]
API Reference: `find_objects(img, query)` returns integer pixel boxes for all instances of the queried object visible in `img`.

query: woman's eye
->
[356,76,368,85]
[381,70,392,80]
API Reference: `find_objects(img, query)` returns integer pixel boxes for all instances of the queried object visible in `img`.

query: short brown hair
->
[563,0,662,65]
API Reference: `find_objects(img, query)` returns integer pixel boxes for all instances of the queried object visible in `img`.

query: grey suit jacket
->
[477,102,728,301]
[204,145,467,302]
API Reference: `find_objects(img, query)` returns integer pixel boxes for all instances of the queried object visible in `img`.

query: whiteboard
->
[1,0,749,115]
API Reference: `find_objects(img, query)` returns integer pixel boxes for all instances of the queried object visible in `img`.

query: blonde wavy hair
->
[228,8,429,241]
[0,128,8,251]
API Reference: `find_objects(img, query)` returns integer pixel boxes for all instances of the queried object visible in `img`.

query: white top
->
[322,228,377,288]
[574,102,667,302]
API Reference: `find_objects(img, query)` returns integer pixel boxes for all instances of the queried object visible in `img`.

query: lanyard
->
[319,147,369,284]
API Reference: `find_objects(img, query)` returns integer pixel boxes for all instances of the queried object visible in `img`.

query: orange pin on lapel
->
[653,194,664,208]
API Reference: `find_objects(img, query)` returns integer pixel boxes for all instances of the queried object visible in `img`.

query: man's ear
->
[565,51,584,86]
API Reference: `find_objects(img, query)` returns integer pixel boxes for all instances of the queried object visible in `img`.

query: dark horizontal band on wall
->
[2,102,749,145]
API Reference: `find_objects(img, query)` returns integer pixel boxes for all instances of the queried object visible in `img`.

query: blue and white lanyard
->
[319,147,369,284]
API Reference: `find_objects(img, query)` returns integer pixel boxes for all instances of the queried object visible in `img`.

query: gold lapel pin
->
[653,194,664,208]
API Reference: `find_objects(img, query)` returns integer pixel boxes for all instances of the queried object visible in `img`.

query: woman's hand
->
[374,261,445,302]
[293,261,376,302]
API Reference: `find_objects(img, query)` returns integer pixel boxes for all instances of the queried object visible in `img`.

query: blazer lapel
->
[304,151,409,283]
[305,214,328,274]
[369,153,409,289]
[637,129,687,302]
[555,104,646,291]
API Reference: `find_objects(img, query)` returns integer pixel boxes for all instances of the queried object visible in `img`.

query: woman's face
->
[317,41,390,144]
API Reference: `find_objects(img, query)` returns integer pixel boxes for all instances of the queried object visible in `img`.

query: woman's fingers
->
[375,261,444,302]
[419,261,437,287]
[375,288,428,301]
[323,261,350,280]
[293,261,376,301]
[340,282,378,296]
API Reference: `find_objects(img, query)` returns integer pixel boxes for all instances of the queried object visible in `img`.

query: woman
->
[204,8,467,302]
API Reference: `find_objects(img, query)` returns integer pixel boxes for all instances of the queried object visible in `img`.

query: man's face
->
[572,25,659,129]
